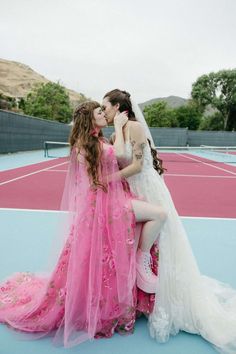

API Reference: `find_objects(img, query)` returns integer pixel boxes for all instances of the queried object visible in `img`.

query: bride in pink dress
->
[0,101,167,347]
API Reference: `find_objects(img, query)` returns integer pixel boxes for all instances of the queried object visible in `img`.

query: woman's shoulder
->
[128,120,141,127]
[127,120,145,138]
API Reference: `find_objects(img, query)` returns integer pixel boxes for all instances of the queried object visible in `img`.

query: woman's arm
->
[118,122,147,179]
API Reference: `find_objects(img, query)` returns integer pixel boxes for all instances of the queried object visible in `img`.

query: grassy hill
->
[139,95,188,110]
[0,58,86,108]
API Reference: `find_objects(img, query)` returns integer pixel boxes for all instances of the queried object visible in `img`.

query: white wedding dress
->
[117,141,236,354]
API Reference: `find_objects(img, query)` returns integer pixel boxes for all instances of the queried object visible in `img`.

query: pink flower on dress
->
[19,296,31,305]
[22,273,33,282]
[149,294,155,302]
[109,259,115,270]
[59,260,67,272]
[124,319,135,331]
[1,295,13,304]
[126,238,134,245]
[1,286,8,292]
[58,288,66,299]
[102,253,109,264]
[57,288,66,306]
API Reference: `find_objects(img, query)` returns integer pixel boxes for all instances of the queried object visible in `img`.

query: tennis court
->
[0,145,236,354]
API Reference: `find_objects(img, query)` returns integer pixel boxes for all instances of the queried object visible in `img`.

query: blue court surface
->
[0,208,235,354]
[0,148,65,171]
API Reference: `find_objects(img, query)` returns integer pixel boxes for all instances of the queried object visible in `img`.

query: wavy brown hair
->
[69,101,106,190]
[147,139,166,175]
[104,89,166,175]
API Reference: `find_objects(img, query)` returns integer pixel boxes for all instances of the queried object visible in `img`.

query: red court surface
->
[0,153,236,218]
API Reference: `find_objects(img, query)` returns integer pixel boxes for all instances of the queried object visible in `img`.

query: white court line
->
[177,153,236,176]
[166,173,236,178]
[0,207,68,213]
[42,169,67,172]
[0,159,56,173]
[0,161,69,186]
[181,216,236,221]
[46,171,236,178]
[0,208,236,221]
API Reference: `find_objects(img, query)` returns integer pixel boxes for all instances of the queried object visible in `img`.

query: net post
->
[44,141,48,158]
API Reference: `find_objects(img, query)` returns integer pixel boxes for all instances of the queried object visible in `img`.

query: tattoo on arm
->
[135,152,143,160]
[140,142,146,150]
[131,140,135,147]
[131,140,146,163]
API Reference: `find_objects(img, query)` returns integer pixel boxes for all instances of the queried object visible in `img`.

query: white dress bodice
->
[117,142,172,208]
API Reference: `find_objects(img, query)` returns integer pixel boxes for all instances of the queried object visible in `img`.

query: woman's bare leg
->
[131,199,167,251]
[130,199,167,294]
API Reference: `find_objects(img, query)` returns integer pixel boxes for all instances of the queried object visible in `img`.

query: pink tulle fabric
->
[0,143,139,347]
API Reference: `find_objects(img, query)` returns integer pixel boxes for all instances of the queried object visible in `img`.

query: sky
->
[0,0,236,103]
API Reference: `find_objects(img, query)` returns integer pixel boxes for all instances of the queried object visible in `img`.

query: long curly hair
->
[104,89,166,175]
[147,139,166,176]
[69,101,106,190]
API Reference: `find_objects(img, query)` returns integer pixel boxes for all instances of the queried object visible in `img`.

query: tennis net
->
[44,141,236,164]
[44,141,70,158]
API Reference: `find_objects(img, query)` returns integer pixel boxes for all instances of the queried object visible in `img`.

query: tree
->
[0,94,17,111]
[173,103,202,130]
[191,69,236,130]
[143,101,178,127]
[24,82,73,123]
[227,107,236,131]
[199,112,224,131]
[143,100,202,130]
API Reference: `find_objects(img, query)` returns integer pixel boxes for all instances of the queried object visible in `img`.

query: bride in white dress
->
[102,89,236,354]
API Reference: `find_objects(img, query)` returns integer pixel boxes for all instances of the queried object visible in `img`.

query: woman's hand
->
[113,111,128,159]
[114,111,128,130]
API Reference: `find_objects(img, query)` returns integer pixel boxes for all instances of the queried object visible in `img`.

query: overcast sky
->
[1,0,236,103]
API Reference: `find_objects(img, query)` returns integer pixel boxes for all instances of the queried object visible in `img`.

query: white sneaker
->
[136,248,157,294]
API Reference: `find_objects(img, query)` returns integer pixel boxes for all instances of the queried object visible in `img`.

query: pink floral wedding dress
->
[0,144,140,347]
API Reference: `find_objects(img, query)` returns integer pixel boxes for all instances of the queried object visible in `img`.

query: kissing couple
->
[1,89,236,354]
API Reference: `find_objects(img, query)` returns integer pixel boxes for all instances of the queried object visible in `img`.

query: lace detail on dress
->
[149,306,171,342]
